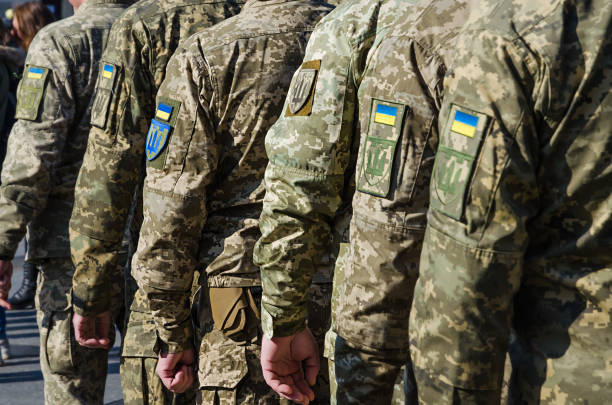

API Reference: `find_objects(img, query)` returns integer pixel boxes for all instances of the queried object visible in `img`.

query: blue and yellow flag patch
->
[155,103,172,121]
[102,64,114,79]
[374,103,398,126]
[146,119,171,161]
[451,110,479,138]
[27,67,44,79]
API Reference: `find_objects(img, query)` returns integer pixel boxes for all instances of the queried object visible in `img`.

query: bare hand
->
[261,328,320,405]
[157,348,195,393]
[72,311,112,349]
[0,260,13,309]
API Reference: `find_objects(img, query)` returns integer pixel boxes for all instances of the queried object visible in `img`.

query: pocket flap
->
[198,329,247,389]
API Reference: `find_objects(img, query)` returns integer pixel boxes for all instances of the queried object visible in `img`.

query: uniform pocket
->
[39,309,76,375]
[197,328,248,390]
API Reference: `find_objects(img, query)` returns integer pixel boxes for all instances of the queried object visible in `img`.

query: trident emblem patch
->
[145,119,171,161]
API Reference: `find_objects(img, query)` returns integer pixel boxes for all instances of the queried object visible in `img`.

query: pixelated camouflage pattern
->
[36,257,117,405]
[70,0,245,317]
[121,356,197,405]
[411,0,612,403]
[0,0,132,261]
[255,0,471,356]
[132,0,333,353]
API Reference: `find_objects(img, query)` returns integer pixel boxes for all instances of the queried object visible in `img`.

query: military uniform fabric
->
[0,0,132,402]
[410,0,612,403]
[130,0,333,401]
[253,0,472,402]
[67,1,244,403]
[36,257,117,405]
[121,356,197,405]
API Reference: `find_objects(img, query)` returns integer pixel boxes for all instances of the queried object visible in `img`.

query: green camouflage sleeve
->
[132,43,216,352]
[410,30,540,394]
[253,19,356,337]
[0,32,75,259]
[70,17,152,315]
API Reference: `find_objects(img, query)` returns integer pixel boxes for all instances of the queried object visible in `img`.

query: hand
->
[0,260,13,309]
[157,348,195,393]
[261,328,320,405]
[72,311,112,349]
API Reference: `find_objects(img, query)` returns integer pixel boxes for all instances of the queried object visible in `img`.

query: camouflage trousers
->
[35,257,113,405]
[121,356,197,405]
[324,243,416,404]
[196,282,332,405]
[121,288,196,405]
[325,331,415,405]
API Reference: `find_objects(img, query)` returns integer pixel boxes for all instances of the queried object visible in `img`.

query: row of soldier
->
[0,0,610,404]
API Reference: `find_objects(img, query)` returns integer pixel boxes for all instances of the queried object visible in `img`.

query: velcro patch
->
[357,99,406,197]
[430,104,491,220]
[91,61,121,129]
[15,65,50,121]
[146,97,181,169]
[145,119,171,161]
[285,60,321,117]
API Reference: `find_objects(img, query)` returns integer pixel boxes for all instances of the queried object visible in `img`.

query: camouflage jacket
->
[0,0,132,261]
[69,0,245,316]
[132,0,333,352]
[253,0,470,342]
[411,0,612,400]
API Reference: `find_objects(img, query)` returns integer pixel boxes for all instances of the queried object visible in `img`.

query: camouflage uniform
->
[0,0,132,403]
[410,0,612,403]
[69,1,246,403]
[253,0,473,403]
[130,0,333,402]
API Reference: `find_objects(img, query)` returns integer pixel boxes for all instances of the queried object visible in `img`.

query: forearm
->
[139,283,193,353]
[256,163,343,337]
[70,229,124,316]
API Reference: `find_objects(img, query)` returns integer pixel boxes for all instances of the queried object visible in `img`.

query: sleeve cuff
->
[155,319,194,354]
[71,291,111,317]
[261,305,307,338]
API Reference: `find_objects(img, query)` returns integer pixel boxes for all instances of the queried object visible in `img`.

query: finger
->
[303,352,320,387]
[262,368,304,402]
[72,317,93,346]
[0,298,11,310]
[169,364,192,393]
[80,337,111,350]
[291,371,315,402]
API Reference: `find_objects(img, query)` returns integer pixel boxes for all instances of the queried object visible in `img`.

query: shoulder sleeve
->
[0,31,75,258]
[411,29,541,394]
[133,43,215,351]
[253,20,357,337]
[70,17,152,313]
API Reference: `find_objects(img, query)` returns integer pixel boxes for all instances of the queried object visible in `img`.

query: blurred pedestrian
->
[5,2,54,310]
[0,21,24,366]
[10,1,54,52]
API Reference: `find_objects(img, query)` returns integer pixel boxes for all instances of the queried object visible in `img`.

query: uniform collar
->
[78,0,133,13]
[244,0,292,9]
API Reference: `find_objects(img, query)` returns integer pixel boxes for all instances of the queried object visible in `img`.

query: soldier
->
[0,0,132,402]
[68,0,246,404]
[410,0,612,403]
[253,0,474,403]
[130,0,333,403]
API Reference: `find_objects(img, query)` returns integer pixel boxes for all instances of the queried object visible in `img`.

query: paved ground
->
[0,242,124,404]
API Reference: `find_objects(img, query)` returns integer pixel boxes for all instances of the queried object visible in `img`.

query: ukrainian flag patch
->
[102,63,114,79]
[27,67,44,79]
[450,110,479,138]
[155,103,172,121]
[374,103,398,126]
